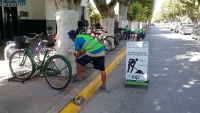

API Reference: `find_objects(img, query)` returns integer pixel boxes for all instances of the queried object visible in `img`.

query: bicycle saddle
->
[42,40,55,47]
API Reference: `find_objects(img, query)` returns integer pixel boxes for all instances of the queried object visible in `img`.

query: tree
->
[48,0,82,74]
[93,0,117,36]
[88,2,96,17]
[152,0,200,23]
[127,2,142,21]
[128,0,155,22]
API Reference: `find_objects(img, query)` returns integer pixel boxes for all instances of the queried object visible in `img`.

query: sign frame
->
[125,41,149,89]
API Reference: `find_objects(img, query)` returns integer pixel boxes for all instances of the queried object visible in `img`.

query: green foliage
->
[152,0,200,22]
[87,2,96,16]
[128,0,155,22]
[127,2,142,21]
[91,13,101,19]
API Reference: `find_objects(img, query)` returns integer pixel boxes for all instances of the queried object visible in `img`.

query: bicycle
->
[89,27,118,51]
[89,27,112,52]
[4,33,57,61]
[9,34,72,90]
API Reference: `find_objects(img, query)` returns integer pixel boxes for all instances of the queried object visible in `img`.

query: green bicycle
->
[9,34,72,90]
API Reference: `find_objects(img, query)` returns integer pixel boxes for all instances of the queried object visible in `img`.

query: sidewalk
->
[0,39,127,113]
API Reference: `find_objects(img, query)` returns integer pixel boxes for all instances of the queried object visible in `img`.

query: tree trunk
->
[93,0,117,48]
[118,2,125,28]
[101,18,115,49]
[101,18,115,36]
[55,10,79,74]
[124,5,128,26]
[128,21,132,29]
[48,0,82,74]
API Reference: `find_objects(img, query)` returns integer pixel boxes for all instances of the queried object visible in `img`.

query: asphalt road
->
[80,27,200,113]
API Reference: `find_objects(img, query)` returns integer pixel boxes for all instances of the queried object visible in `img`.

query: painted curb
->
[60,103,81,113]
[60,47,126,113]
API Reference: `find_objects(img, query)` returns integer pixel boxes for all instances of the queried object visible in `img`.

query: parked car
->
[175,22,187,33]
[179,24,195,35]
[191,24,200,40]
[163,23,171,29]
[170,22,179,31]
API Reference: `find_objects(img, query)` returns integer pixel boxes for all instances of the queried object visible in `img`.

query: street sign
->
[0,0,26,7]
[20,11,28,17]
[125,41,149,88]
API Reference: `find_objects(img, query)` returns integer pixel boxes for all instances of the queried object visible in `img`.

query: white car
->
[170,22,179,31]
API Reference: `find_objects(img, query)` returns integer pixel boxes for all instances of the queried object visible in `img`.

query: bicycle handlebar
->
[25,32,43,40]
[23,33,43,43]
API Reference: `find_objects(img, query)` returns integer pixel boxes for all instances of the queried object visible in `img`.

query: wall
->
[17,0,46,20]
[45,0,56,34]
[17,0,88,35]
[17,0,47,35]
[81,0,89,7]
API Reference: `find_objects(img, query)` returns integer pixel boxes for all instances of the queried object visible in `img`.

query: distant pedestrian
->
[123,26,131,40]
[132,28,143,41]
[141,29,146,40]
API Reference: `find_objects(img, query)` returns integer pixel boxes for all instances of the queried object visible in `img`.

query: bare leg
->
[77,63,82,80]
[100,71,106,88]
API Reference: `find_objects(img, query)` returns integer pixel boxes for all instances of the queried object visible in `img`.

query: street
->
[80,27,200,113]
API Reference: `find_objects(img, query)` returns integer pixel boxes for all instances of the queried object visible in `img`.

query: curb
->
[60,47,126,113]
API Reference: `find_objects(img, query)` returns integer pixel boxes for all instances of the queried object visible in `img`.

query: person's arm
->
[74,38,83,58]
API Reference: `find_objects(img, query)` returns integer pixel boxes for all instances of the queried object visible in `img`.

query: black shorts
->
[76,54,105,71]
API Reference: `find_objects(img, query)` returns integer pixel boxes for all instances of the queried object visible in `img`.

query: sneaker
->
[100,86,110,93]
[71,77,82,83]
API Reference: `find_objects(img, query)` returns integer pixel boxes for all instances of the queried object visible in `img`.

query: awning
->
[0,0,26,7]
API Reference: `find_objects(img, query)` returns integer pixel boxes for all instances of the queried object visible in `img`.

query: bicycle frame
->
[20,43,57,75]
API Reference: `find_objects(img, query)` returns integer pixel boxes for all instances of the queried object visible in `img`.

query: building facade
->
[0,0,88,46]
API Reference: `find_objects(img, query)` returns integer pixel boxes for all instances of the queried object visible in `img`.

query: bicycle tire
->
[9,50,35,80]
[4,43,17,60]
[44,55,72,90]
[115,32,123,40]
[105,36,117,51]
[103,38,112,52]
[122,32,126,40]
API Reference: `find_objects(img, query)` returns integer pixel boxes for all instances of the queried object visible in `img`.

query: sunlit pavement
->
[80,27,200,113]
[0,36,126,113]
[0,60,9,82]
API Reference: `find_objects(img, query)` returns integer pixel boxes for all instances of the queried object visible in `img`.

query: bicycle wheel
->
[44,55,72,90]
[105,36,117,51]
[103,38,112,53]
[4,43,17,60]
[122,32,126,40]
[9,50,35,80]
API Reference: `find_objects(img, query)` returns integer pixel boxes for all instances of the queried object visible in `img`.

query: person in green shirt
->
[141,29,146,40]
[133,28,143,41]
[68,30,108,92]
[123,26,131,40]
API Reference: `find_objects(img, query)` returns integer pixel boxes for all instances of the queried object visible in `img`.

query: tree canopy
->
[127,0,155,22]
[152,0,200,23]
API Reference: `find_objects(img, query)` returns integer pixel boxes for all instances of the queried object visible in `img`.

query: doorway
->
[4,7,18,40]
